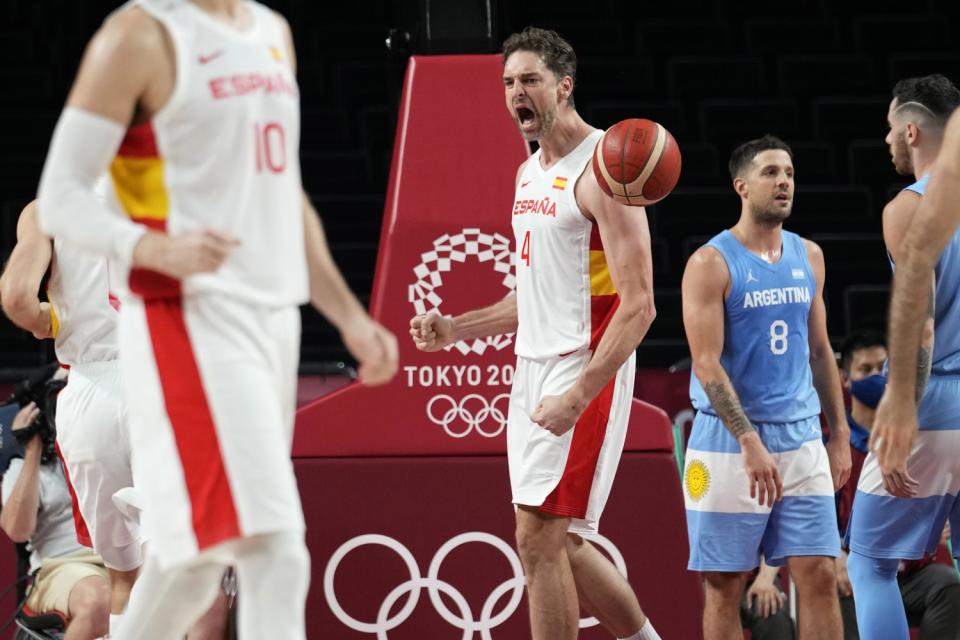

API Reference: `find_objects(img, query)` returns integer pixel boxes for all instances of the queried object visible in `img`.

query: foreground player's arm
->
[0,404,43,543]
[683,247,782,506]
[530,169,656,433]
[303,196,397,385]
[882,192,936,402]
[0,202,53,339]
[276,15,395,385]
[873,111,960,492]
[37,8,236,277]
[804,240,851,491]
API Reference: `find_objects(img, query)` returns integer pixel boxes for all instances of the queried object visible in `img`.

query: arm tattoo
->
[915,285,935,403]
[916,347,931,403]
[704,381,755,439]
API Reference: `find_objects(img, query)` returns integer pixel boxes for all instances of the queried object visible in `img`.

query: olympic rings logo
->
[427,393,510,438]
[408,228,516,356]
[323,532,628,639]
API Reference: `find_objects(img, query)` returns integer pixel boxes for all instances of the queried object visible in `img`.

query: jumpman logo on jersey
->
[746,269,759,284]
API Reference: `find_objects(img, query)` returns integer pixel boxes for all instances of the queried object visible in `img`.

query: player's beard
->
[516,104,557,142]
[890,131,914,176]
[749,199,792,225]
[535,107,557,141]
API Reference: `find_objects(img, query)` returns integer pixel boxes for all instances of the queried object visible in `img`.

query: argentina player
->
[848,75,960,640]
[681,136,851,639]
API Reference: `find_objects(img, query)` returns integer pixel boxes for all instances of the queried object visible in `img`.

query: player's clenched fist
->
[133,229,241,278]
[343,318,398,386]
[409,311,455,352]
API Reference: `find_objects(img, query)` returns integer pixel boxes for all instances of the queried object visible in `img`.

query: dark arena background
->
[0,0,959,638]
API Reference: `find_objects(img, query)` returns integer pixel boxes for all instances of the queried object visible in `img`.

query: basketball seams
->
[593,138,624,200]
[626,122,666,199]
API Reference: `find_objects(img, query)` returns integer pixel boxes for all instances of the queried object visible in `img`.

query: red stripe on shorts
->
[55,442,93,548]
[539,376,618,519]
[144,298,240,550]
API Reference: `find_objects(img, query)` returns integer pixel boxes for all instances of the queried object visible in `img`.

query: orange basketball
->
[592,118,682,206]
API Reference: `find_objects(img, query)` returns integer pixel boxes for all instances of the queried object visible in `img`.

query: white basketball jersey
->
[47,237,120,367]
[109,0,307,306]
[512,130,620,360]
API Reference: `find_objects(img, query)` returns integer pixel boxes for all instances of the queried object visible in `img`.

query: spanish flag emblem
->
[552,176,568,190]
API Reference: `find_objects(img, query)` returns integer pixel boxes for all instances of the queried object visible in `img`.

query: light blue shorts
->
[684,412,840,572]
[848,378,960,560]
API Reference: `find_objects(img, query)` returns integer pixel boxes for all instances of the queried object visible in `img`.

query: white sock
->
[620,619,662,640]
[109,613,123,634]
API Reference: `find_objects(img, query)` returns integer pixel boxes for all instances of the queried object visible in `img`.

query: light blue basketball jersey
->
[690,229,821,423]
[847,176,960,568]
[904,176,960,377]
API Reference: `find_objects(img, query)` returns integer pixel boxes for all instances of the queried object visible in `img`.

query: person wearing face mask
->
[835,331,960,639]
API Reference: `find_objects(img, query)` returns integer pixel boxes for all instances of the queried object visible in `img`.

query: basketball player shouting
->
[36,1,397,638]
[849,75,960,640]
[681,136,850,639]
[411,27,661,640]
[1,198,142,637]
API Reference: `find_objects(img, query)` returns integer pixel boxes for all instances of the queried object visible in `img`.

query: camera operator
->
[1,402,110,639]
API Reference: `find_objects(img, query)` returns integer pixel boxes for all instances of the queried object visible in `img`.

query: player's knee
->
[563,532,585,557]
[515,526,564,567]
[847,552,898,584]
[703,572,745,603]
[795,558,837,593]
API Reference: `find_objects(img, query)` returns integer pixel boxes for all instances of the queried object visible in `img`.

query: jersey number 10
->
[254,122,286,174]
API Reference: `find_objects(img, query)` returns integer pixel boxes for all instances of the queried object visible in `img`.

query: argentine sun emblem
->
[685,459,711,502]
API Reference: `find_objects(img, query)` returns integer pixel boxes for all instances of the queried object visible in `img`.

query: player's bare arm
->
[873,110,960,492]
[803,239,852,490]
[303,195,397,386]
[410,296,519,353]
[882,191,935,403]
[279,12,394,385]
[38,7,238,278]
[530,167,656,435]
[683,246,782,506]
[409,159,528,353]
[0,203,53,339]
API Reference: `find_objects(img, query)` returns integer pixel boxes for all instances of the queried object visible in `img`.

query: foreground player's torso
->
[110,0,307,306]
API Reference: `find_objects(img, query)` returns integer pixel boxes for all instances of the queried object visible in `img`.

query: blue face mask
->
[850,374,886,409]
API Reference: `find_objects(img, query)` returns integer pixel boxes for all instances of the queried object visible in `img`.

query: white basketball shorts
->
[56,359,142,571]
[508,349,636,535]
[118,292,304,568]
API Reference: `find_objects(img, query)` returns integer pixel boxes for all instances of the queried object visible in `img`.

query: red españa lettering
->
[512,197,557,217]
[208,73,298,99]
